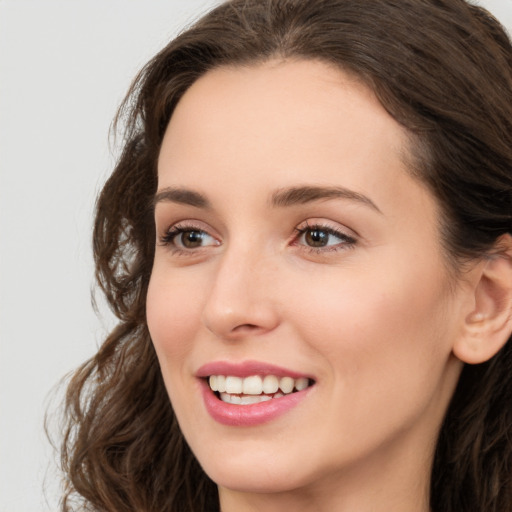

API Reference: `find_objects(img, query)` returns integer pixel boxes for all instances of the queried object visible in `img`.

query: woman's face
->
[147,60,469,500]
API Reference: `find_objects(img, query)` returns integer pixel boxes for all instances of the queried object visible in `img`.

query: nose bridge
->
[201,237,279,338]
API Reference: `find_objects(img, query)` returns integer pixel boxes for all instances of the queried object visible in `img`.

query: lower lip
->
[200,380,312,427]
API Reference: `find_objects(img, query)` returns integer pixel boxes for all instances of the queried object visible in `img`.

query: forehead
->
[157,59,438,229]
[162,60,402,149]
[159,60,409,189]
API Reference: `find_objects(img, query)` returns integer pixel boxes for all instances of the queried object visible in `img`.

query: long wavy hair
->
[58,1,512,510]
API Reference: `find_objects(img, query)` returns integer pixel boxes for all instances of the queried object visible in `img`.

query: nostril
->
[232,323,259,332]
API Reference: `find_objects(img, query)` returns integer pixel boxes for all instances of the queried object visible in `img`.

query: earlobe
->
[453,234,512,365]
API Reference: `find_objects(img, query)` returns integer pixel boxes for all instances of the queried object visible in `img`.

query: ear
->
[453,234,512,365]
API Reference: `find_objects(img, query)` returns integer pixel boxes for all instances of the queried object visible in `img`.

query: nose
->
[201,245,280,340]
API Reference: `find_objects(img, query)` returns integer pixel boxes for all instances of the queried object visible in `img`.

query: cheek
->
[146,268,205,370]
[275,262,458,462]
[284,254,455,395]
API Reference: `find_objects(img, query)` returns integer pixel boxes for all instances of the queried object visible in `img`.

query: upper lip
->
[196,360,313,380]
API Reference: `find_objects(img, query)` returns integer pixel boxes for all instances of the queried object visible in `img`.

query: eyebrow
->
[153,187,211,209]
[271,185,382,213]
[153,184,382,214]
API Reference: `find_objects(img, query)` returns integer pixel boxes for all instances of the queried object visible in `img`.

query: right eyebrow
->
[270,185,382,214]
[153,187,211,209]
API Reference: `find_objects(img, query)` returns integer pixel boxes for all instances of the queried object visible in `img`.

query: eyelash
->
[159,222,216,255]
[292,222,357,253]
[159,221,357,255]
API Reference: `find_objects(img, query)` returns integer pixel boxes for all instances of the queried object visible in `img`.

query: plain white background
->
[0,1,511,511]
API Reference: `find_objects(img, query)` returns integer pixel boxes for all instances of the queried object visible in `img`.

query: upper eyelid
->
[294,219,359,238]
[293,226,357,245]
[160,219,215,235]
[159,224,220,253]
[159,220,211,239]
[296,225,354,238]
[158,218,358,245]
[164,223,217,240]
[167,221,207,231]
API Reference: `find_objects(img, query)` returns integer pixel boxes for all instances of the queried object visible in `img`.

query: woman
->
[60,0,512,510]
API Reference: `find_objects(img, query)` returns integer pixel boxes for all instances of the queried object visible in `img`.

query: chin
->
[189,440,309,493]
[207,465,306,495]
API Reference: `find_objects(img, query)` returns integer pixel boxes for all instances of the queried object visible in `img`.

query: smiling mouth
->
[207,374,315,405]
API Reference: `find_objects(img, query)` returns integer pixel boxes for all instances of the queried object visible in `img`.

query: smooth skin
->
[146,60,512,512]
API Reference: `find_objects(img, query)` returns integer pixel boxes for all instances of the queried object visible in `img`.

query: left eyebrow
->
[270,185,382,214]
[153,187,211,209]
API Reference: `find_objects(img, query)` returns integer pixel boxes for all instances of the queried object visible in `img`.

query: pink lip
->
[196,360,315,427]
[199,381,313,426]
[196,360,311,379]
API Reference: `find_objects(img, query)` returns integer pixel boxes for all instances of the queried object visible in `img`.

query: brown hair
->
[59,1,512,511]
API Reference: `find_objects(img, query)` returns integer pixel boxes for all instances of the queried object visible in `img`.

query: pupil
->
[182,230,203,248]
[306,229,328,247]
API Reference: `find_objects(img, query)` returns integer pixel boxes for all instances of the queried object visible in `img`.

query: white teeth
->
[242,375,263,395]
[229,394,242,404]
[220,393,273,405]
[240,394,269,405]
[208,374,311,399]
[295,377,309,391]
[279,376,294,394]
[216,375,226,393]
[262,375,279,394]
[225,376,243,394]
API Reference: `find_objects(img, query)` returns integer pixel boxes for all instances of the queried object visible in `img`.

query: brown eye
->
[295,224,356,251]
[304,229,330,247]
[164,227,220,250]
[180,230,205,248]
[160,224,220,251]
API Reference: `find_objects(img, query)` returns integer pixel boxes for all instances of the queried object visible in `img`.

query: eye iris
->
[181,230,203,248]
[305,229,328,247]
